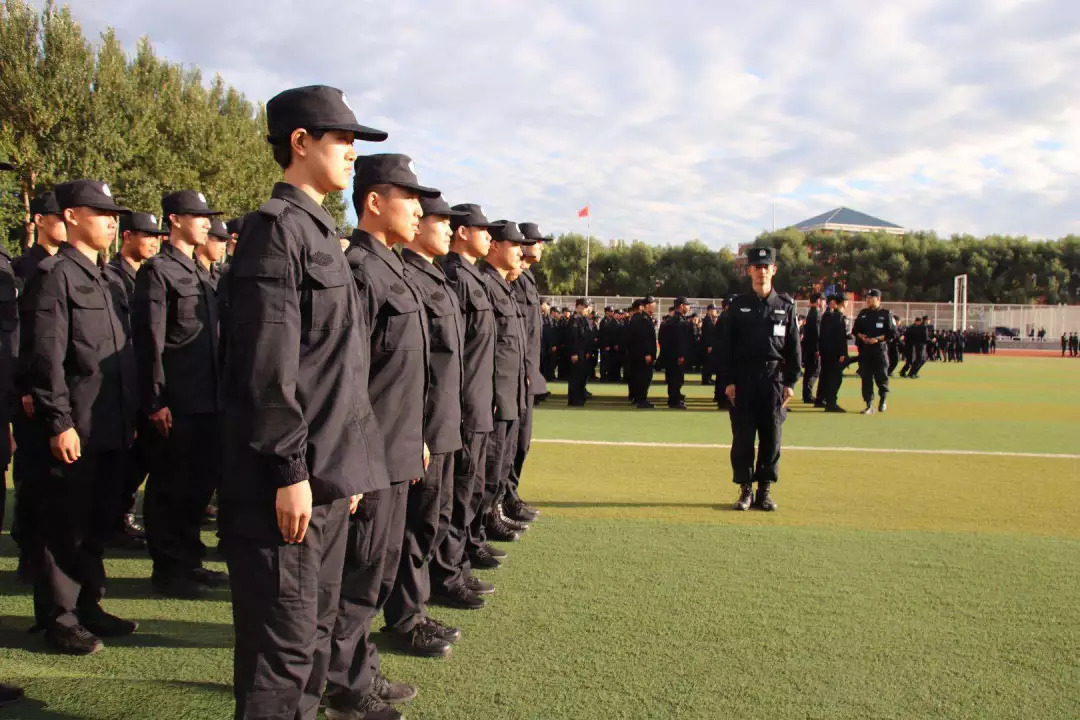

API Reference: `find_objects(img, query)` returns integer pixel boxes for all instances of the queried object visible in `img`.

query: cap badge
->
[407,160,416,174]
[149,214,157,224]
[341,92,353,111]
[101,183,112,197]
[197,192,207,203]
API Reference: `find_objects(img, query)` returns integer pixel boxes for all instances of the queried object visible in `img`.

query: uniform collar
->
[401,248,447,283]
[110,253,137,280]
[271,182,336,233]
[445,252,485,282]
[478,261,513,295]
[160,242,198,273]
[58,243,103,279]
[350,229,405,278]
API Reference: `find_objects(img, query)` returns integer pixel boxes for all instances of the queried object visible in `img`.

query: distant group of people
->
[1062,332,1079,356]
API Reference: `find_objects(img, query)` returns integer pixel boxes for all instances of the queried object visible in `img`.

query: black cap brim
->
[323,122,388,142]
[391,181,441,199]
[426,209,471,218]
[83,201,132,215]
[0,161,14,171]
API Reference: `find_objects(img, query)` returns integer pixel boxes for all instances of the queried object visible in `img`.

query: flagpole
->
[585,203,591,298]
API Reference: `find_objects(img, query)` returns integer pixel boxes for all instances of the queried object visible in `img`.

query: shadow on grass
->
[538,392,825,414]
[0,615,233,652]
[0,679,230,719]
[537,500,731,511]
[0,572,230,603]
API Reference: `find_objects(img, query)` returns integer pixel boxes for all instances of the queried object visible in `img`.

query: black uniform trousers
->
[887,341,899,374]
[144,412,221,580]
[33,449,126,629]
[900,345,926,377]
[666,363,685,405]
[728,366,788,486]
[325,482,408,709]
[383,452,454,633]
[224,498,349,720]
[506,395,534,503]
[431,431,489,593]
[11,413,49,559]
[859,355,889,403]
[601,349,620,381]
[801,351,820,402]
[818,360,845,407]
[567,358,589,405]
[627,360,653,404]
[472,419,518,544]
[118,418,152,528]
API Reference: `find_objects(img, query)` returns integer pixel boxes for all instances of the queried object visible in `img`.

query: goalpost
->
[953,274,968,331]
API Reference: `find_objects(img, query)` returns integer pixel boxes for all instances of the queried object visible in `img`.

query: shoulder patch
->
[257,198,289,219]
[431,291,446,302]
[472,288,484,297]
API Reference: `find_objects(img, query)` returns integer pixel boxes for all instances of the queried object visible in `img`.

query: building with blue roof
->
[793,207,905,235]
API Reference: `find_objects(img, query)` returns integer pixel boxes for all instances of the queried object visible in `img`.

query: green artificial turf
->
[0,356,1078,719]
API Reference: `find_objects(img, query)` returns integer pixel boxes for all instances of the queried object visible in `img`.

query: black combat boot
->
[754,483,778,512]
[733,484,754,511]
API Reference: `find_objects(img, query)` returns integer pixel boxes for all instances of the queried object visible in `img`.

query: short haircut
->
[270,129,327,170]
[351,183,394,219]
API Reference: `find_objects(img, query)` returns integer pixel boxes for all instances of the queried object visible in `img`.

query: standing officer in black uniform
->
[133,189,225,599]
[713,296,734,408]
[382,194,468,659]
[24,179,139,654]
[701,303,719,385]
[801,292,824,405]
[598,305,621,381]
[663,297,693,409]
[103,211,164,547]
[11,190,68,580]
[817,294,850,412]
[898,316,926,378]
[540,301,558,384]
[717,247,800,512]
[852,289,896,414]
[0,180,19,542]
[477,221,529,541]
[626,296,658,408]
[887,313,902,374]
[219,85,385,720]
[326,153,437,720]
[432,203,501,606]
[566,298,596,406]
[507,223,547,523]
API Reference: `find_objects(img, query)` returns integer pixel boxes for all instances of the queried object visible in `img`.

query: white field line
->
[532,438,1080,461]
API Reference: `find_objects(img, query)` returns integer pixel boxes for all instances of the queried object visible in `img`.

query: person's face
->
[35,214,67,244]
[580,304,593,317]
[458,226,491,258]
[562,310,571,319]
[368,186,422,245]
[486,239,522,271]
[124,230,160,261]
[530,241,544,262]
[605,310,614,318]
[866,296,881,310]
[65,207,118,251]
[645,301,656,316]
[415,215,453,257]
[171,214,211,246]
[300,129,357,193]
[204,238,227,263]
[679,302,690,315]
[227,233,239,256]
[748,263,776,285]
[708,308,718,318]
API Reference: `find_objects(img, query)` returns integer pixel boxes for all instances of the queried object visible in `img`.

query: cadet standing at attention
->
[801,292,824,405]
[717,247,800,512]
[133,189,225,599]
[852,289,896,415]
[817,294,850,412]
[566,298,596,406]
[626,296,658,408]
[326,153,437,720]
[382,194,469,659]
[24,180,139,654]
[219,85,384,720]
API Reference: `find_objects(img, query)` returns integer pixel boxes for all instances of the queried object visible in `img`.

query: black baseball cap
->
[0,158,13,171]
[519,222,552,242]
[867,288,882,298]
[54,179,131,214]
[604,305,614,312]
[747,247,776,266]
[674,296,690,306]
[576,297,593,307]
[209,219,231,240]
[450,203,501,230]
[641,295,656,305]
[120,212,167,235]
[30,191,61,217]
[420,195,468,218]
[162,190,222,217]
[809,292,822,302]
[226,217,245,236]
[266,85,387,143]
[489,221,526,243]
[353,154,439,199]
[827,293,844,304]
[706,303,717,310]
[631,299,643,309]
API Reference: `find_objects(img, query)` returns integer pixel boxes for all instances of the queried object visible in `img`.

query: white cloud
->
[55,0,1080,246]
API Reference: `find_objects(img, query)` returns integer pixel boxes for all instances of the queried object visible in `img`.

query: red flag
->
[578,205,590,218]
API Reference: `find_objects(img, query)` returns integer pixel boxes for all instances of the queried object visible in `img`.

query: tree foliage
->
[0,0,344,253]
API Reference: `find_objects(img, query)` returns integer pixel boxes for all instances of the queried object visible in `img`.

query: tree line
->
[3,1,1077,306]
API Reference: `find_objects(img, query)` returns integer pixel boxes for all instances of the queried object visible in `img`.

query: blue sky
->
[58,0,1080,248]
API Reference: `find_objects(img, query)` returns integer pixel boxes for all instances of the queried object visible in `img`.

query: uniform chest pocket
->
[68,284,108,345]
[466,287,491,314]
[381,288,422,351]
[173,280,202,320]
[492,300,519,344]
[305,264,351,331]
[425,295,459,351]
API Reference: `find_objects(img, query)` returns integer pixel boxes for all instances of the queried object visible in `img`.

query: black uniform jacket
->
[479,263,526,422]
[852,308,897,360]
[512,268,547,396]
[133,242,220,416]
[401,249,464,456]
[717,289,801,388]
[220,183,388,529]
[819,309,850,363]
[347,230,429,484]
[626,312,658,361]
[24,244,137,450]
[0,247,19,425]
[442,253,495,433]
